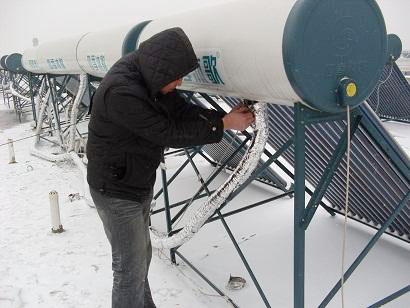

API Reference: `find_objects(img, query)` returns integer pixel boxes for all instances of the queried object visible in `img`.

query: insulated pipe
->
[68,74,87,152]
[70,151,94,207]
[30,90,71,162]
[150,103,269,249]
[35,79,47,123]
[9,83,31,102]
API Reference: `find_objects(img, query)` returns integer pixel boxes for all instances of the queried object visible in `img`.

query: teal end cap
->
[387,34,402,63]
[337,77,358,107]
[283,0,388,113]
[5,53,26,74]
[122,20,152,56]
[0,55,8,70]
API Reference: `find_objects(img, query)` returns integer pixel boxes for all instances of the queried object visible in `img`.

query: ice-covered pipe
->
[34,90,51,139]
[150,103,268,249]
[30,90,70,162]
[68,74,87,152]
[70,151,94,207]
[9,83,32,102]
[0,76,8,90]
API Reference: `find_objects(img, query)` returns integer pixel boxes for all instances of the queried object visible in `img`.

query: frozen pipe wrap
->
[68,74,87,152]
[9,83,32,102]
[0,78,8,90]
[70,152,94,207]
[30,90,70,162]
[150,103,268,249]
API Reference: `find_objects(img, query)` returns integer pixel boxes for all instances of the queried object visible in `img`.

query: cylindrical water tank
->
[397,50,410,75]
[77,23,149,78]
[0,55,8,70]
[22,34,86,74]
[137,0,389,113]
[5,53,27,74]
[20,0,395,113]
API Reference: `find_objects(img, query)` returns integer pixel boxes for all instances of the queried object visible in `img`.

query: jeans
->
[90,187,156,308]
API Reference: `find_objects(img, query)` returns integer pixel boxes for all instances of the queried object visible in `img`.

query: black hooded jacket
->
[86,28,224,201]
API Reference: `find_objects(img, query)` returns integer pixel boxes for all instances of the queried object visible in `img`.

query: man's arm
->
[106,88,224,148]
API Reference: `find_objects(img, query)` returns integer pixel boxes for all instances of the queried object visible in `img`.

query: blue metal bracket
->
[367,284,410,308]
[301,114,362,230]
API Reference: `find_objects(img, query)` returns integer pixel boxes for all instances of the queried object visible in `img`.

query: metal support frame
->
[152,94,295,308]
[28,72,37,125]
[46,75,64,146]
[292,102,410,307]
[367,285,410,308]
[154,96,409,307]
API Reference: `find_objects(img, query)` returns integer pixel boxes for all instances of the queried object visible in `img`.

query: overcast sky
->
[0,0,409,55]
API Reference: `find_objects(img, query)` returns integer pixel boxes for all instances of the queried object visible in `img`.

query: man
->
[87,27,254,308]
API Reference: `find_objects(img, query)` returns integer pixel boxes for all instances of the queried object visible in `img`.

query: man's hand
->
[222,105,255,131]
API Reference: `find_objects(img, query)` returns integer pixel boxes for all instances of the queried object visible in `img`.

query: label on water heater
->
[183,49,230,91]
[86,54,108,73]
[46,58,66,70]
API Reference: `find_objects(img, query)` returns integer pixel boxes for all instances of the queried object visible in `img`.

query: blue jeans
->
[90,187,156,308]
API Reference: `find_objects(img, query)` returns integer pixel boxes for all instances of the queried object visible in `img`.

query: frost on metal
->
[150,103,269,249]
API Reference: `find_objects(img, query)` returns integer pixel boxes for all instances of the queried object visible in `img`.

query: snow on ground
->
[0,98,409,308]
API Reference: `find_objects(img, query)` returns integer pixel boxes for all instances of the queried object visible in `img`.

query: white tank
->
[77,25,134,78]
[137,0,297,106]
[22,34,86,74]
[397,50,410,75]
[137,0,390,112]
[20,0,392,112]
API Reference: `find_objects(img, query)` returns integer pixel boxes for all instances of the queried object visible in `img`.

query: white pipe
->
[9,83,32,103]
[35,79,46,122]
[68,74,87,152]
[34,90,51,139]
[70,152,94,208]
[150,103,269,249]
[7,139,16,164]
[0,77,8,90]
[49,190,64,233]
[30,144,69,162]
[30,89,70,162]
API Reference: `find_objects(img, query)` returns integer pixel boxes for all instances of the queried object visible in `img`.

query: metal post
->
[28,72,37,125]
[160,154,176,263]
[46,75,64,146]
[294,103,306,308]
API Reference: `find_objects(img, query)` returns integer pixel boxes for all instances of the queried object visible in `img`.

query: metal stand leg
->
[294,103,306,308]
[160,154,177,264]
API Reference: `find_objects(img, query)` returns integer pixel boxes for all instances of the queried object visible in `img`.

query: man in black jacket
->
[87,27,254,308]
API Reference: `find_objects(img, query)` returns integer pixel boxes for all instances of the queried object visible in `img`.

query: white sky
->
[0,0,409,55]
